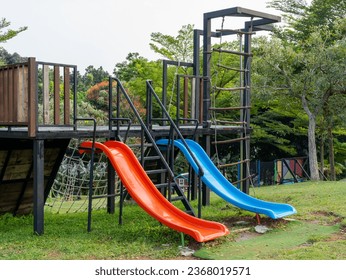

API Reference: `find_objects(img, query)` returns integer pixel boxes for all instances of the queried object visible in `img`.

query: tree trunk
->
[320,136,325,180]
[307,115,320,180]
[302,94,320,180]
[328,126,336,180]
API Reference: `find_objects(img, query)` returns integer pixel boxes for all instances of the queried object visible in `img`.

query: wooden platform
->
[0,123,245,138]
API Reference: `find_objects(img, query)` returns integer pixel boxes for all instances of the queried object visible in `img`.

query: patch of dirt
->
[46,251,63,259]
[327,226,346,242]
[173,255,201,260]
[222,215,289,229]
[191,216,290,246]
[310,211,344,225]
[234,231,259,242]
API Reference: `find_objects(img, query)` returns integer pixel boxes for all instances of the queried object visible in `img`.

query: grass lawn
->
[0,181,345,260]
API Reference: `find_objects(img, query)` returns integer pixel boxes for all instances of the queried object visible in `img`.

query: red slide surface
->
[79,140,229,242]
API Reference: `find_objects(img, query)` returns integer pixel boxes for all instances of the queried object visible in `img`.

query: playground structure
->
[250,157,310,186]
[0,7,295,242]
[275,157,310,184]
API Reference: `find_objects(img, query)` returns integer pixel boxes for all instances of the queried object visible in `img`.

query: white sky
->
[1,0,281,74]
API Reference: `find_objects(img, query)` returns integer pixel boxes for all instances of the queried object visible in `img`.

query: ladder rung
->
[213,48,252,57]
[218,159,250,169]
[129,143,153,148]
[216,29,256,35]
[212,136,250,145]
[170,196,184,202]
[216,63,247,72]
[214,86,249,92]
[146,169,168,175]
[232,174,255,185]
[156,182,176,189]
[140,155,161,161]
[209,106,251,111]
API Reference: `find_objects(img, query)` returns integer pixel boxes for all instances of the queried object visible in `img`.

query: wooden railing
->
[0,59,30,125]
[0,58,77,137]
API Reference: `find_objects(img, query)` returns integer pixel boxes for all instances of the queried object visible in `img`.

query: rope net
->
[45,139,121,213]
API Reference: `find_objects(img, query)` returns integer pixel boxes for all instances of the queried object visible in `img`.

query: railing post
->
[53,65,60,125]
[63,67,70,125]
[146,80,153,129]
[28,57,37,138]
[73,66,78,130]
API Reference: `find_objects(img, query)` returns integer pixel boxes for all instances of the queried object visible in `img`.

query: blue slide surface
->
[156,139,297,219]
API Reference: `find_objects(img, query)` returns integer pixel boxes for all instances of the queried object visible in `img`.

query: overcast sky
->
[2,0,282,73]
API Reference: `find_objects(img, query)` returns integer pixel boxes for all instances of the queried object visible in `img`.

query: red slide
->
[79,140,229,242]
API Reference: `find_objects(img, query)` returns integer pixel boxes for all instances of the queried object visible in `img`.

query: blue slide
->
[156,139,297,219]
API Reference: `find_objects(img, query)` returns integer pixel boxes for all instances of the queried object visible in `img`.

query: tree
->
[254,0,346,180]
[249,78,308,160]
[76,65,110,94]
[0,47,26,64]
[269,0,346,42]
[0,18,27,65]
[150,24,195,62]
[316,27,346,179]
[0,18,27,44]
[113,52,163,117]
[83,65,109,84]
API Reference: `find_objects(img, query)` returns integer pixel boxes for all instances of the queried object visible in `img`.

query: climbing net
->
[45,139,121,213]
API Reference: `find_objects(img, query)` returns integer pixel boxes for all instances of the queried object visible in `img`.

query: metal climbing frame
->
[200,7,281,195]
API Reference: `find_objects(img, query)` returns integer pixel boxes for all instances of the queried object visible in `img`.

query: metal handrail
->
[146,80,204,177]
[108,76,177,179]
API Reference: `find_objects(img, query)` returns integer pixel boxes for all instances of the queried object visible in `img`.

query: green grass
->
[0,204,184,260]
[0,181,345,259]
[196,181,346,260]
[195,221,340,259]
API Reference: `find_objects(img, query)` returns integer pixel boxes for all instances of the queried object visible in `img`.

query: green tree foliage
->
[254,0,346,180]
[75,66,112,124]
[114,52,163,117]
[0,18,27,65]
[250,90,308,160]
[78,65,109,91]
[0,18,27,43]
[83,79,145,124]
[270,0,346,43]
[150,24,194,62]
